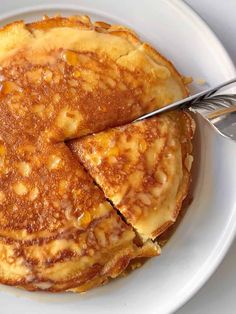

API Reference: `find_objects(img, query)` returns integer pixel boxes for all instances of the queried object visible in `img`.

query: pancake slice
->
[69,112,195,240]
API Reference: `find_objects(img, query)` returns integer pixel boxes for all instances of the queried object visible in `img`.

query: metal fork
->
[134,78,236,140]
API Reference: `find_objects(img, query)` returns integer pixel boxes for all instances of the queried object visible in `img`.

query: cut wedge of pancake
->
[0,15,192,292]
[69,112,195,241]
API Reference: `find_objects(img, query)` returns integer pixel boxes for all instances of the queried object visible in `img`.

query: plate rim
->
[164,1,236,312]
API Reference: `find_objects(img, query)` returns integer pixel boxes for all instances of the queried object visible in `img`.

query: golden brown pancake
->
[0,15,193,292]
[69,112,195,241]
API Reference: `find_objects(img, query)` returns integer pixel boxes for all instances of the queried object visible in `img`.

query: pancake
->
[69,112,195,241]
[0,15,193,292]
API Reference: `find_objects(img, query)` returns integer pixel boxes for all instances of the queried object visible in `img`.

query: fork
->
[134,78,236,140]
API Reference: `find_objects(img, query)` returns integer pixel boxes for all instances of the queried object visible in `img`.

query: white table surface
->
[177,1,236,313]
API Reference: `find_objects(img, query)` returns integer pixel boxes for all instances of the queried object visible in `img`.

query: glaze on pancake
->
[0,15,192,292]
[70,112,195,240]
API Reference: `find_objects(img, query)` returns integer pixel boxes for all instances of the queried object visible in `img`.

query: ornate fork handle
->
[134,78,236,140]
[134,78,236,122]
[192,93,236,112]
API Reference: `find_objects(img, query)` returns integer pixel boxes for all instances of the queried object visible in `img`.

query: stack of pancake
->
[0,15,194,292]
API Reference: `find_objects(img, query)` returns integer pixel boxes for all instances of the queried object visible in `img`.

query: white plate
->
[0,1,235,314]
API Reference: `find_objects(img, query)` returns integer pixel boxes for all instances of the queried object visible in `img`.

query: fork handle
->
[134,77,236,122]
[207,104,236,119]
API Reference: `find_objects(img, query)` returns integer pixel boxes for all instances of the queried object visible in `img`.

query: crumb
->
[183,76,193,84]
[195,78,206,85]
